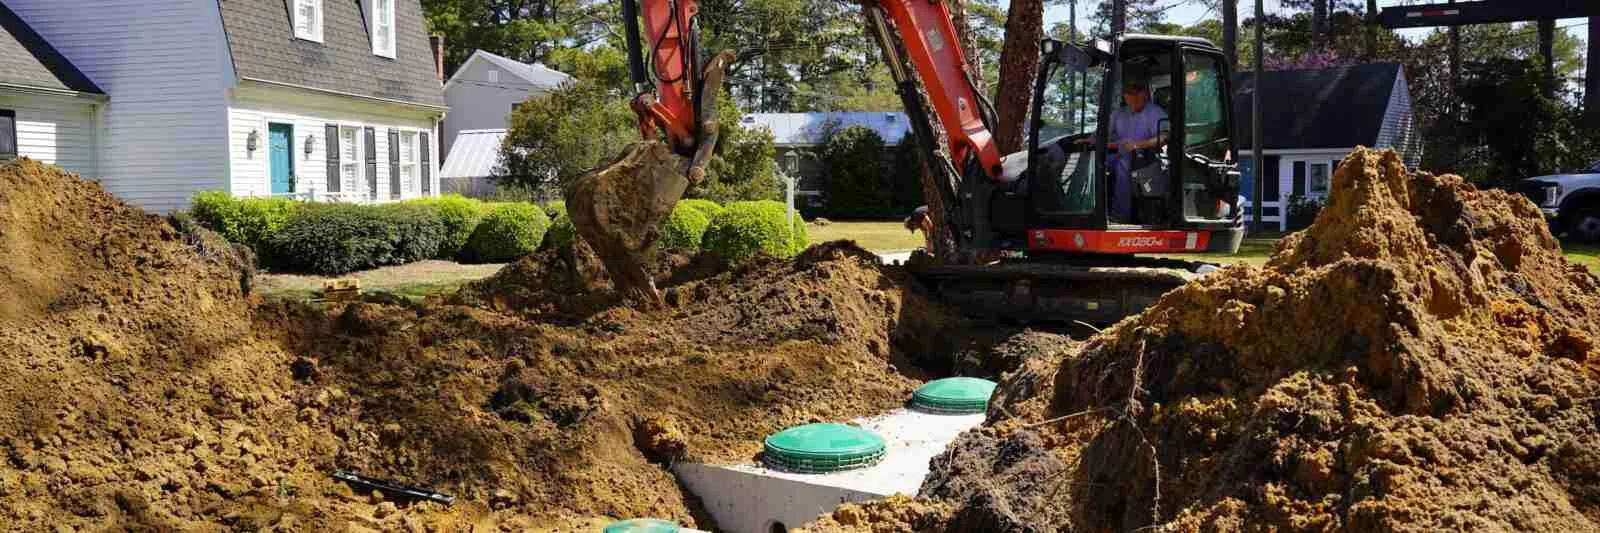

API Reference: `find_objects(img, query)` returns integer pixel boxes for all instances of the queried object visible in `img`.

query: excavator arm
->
[574,0,1003,307]
[862,0,1004,181]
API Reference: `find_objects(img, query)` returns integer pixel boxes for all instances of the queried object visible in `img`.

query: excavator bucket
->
[565,52,732,307]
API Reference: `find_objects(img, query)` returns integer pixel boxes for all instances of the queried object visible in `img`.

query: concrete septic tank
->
[673,407,986,533]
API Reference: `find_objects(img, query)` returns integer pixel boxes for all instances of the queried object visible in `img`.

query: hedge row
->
[189,193,550,275]
[540,198,803,261]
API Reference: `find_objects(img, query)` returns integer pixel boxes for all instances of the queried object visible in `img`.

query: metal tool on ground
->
[330,470,455,506]
[587,0,1246,322]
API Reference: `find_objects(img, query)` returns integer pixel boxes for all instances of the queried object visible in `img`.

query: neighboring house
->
[1231,63,1419,229]
[0,2,104,175]
[437,128,506,198]
[441,49,569,159]
[739,112,910,200]
[6,0,447,212]
[437,50,569,198]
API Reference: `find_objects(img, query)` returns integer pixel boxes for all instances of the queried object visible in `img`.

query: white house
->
[441,49,569,158]
[6,0,447,212]
[1231,63,1420,229]
[0,2,104,175]
[437,50,569,197]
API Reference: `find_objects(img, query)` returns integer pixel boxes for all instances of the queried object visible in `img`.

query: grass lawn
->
[1565,241,1600,272]
[807,220,924,252]
[256,260,505,301]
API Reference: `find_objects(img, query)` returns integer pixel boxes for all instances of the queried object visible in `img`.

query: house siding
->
[0,93,98,176]
[442,56,551,159]
[228,83,439,200]
[7,0,234,212]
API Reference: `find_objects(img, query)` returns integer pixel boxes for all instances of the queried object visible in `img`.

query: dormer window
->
[293,0,322,42]
[372,0,396,58]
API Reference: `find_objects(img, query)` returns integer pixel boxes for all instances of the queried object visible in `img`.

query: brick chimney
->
[430,35,446,82]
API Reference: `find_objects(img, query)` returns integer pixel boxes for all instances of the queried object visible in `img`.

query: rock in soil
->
[805,147,1600,532]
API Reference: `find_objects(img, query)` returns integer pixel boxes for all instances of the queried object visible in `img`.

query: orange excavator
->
[571,0,1245,322]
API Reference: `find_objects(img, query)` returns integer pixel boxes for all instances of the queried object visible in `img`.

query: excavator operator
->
[1079,77,1167,223]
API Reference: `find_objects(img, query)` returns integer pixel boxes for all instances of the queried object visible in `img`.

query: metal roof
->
[740,112,910,147]
[0,1,101,95]
[440,129,506,178]
[217,0,444,107]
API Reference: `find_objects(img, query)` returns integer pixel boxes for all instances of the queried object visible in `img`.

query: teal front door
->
[269,123,294,194]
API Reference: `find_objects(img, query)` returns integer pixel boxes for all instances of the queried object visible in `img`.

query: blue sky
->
[1041,1,1590,47]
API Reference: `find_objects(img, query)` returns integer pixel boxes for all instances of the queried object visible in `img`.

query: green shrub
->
[406,195,486,258]
[265,204,401,275]
[189,191,300,255]
[678,198,724,218]
[659,203,711,251]
[702,200,807,261]
[1287,195,1324,230]
[462,203,551,263]
[374,203,448,264]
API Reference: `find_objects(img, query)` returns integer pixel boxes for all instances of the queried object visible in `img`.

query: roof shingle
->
[1232,63,1400,150]
[218,0,444,107]
[0,1,101,94]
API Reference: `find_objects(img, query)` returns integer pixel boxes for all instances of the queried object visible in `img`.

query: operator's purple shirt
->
[1108,103,1166,221]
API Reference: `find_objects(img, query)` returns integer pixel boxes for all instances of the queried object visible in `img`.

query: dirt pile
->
[811,147,1600,531]
[0,158,968,530]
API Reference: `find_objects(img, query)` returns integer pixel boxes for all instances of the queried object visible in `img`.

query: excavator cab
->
[1010,34,1245,256]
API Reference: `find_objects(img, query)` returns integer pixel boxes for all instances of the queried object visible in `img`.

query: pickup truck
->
[1515,161,1600,242]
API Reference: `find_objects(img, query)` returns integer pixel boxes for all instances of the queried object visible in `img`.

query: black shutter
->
[1264,156,1280,201]
[388,129,401,199]
[1292,161,1306,197]
[325,124,340,192]
[420,132,431,195]
[0,110,15,160]
[365,127,377,199]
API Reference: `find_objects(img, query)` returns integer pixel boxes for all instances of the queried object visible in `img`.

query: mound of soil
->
[0,159,968,530]
[812,148,1600,531]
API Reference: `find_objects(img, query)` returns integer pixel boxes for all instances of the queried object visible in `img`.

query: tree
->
[497,79,637,193]
[820,125,894,215]
[1455,57,1595,185]
[1222,0,1238,70]
[422,0,614,75]
[993,0,1044,153]
[498,82,779,202]
[1588,18,1600,127]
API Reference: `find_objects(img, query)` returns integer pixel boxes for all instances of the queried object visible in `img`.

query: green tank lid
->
[912,377,997,414]
[602,518,679,533]
[762,423,887,473]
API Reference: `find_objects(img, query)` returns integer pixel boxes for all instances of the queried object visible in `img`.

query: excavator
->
[567,0,1244,322]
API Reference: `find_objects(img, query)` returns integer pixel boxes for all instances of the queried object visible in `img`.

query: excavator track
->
[908,255,1220,324]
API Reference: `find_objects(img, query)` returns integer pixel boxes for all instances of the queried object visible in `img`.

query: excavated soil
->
[809,147,1600,532]
[0,158,974,529]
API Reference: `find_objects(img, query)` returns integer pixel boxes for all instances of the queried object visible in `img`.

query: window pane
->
[1182,53,1228,159]
[0,114,15,158]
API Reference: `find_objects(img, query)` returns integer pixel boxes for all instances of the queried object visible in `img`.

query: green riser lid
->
[603,518,679,533]
[762,423,887,474]
[912,377,997,414]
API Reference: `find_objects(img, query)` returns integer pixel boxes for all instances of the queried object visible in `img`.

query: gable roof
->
[741,112,910,147]
[445,50,571,91]
[218,0,444,108]
[0,1,101,95]
[440,129,505,179]
[1232,63,1401,150]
